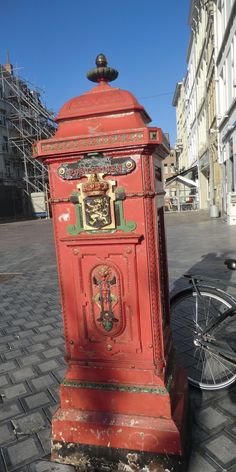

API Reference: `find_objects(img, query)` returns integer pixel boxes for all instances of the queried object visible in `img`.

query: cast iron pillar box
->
[33,55,188,470]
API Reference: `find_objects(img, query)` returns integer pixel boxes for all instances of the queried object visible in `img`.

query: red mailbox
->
[33,55,188,470]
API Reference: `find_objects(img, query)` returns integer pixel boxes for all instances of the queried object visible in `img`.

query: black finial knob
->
[96,54,107,68]
[87,54,118,83]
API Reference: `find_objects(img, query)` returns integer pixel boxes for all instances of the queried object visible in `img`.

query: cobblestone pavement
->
[0,214,235,471]
[166,211,236,472]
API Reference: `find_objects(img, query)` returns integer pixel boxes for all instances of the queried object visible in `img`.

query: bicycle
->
[170,258,236,390]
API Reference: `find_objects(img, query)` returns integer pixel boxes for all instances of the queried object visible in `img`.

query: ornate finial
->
[87,54,118,83]
[96,54,107,68]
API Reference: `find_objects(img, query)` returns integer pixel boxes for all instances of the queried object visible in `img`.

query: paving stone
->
[44,404,59,421]
[37,359,60,373]
[18,329,36,339]
[19,354,43,367]
[0,375,9,387]
[226,422,236,437]
[191,424,208,445]
[47,387,60,403]
[37,427,51,454]
[48,337,64,347]
[42,347,62,359]
[10,366,36,383]
[204,433,236,467]
[0,422,16,444]
[2,437,43,470]
[0,321,10,329]
[36,324,54,333]
[218,394,236,417]
[46,316,60,323]
[2,382,29,400]
[228,465,236,472]
[196,406,229,431]
[0,343,9,353]
[26,343,47,353]
[0,334,15,344]
[50,326,62,334]
[188,451,220,471]
[3,348,25,360]
[12,467,29,472]
[10,338,32,349]
[29,374,57,391]
[0,402,23,421]
[0,360,18,374]
[0,454,6,472]
[55,321,63,328]
[52,368,66,383]
[0,213,236,472]
[4,325,22,334]
[21,391,54,411]
[25,321,40,329]
[11,318,27,326]
[30,461,75,471]
[32,333,50,343]
[14,411,47,435]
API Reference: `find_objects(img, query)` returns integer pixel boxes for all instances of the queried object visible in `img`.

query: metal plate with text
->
[57,153,136,180]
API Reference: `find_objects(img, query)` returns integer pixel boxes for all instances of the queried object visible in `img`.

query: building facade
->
[215,0,236,214]
[172,81,188,171]
[0,62,55,218]
[173,0,236,218]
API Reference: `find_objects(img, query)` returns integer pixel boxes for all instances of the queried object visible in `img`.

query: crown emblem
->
[82,173,109,196]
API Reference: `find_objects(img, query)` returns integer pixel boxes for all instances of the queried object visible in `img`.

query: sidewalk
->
[0,214,235,471]
[166,211,236,472]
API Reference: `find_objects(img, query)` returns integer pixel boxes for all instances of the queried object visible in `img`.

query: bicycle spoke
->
[209,298,226,319]
[171,287,236,390]
[201,352,216,385]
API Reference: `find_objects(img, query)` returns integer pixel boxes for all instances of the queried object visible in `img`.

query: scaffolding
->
[0,63,56,218]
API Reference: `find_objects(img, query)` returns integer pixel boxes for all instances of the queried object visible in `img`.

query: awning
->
[165,165,198,186]
[177,176,198,187]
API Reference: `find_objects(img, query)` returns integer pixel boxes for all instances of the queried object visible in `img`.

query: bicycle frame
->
[188,276,236,364]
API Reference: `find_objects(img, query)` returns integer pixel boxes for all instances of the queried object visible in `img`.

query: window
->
[0,109,6,126]
[233,34,236,97]
[230,157,235,192]
[2,136,8,152]
[164,164,168,175]
[13,161,22,178]
[5,159,11,178]
[170,164,175,174]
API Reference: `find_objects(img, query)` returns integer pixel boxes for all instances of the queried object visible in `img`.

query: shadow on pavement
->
[169,252,236,471]
[170,251,236,298]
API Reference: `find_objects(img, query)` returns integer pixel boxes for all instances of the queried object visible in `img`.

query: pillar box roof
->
[32,54,169,159]
[55,81,151,137]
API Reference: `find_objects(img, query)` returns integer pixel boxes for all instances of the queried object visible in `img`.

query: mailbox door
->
[58,235,154,367]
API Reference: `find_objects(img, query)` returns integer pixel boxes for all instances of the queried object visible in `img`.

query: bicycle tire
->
[170,286,236,390]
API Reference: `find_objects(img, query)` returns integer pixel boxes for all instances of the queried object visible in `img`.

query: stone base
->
[51,398,189,471]
[51,361,189,469]
[51,441,187,471]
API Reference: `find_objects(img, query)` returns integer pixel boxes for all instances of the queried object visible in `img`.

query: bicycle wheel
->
[170,286,236,390]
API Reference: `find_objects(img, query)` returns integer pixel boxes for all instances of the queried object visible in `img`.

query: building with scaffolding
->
[0,62,55,219]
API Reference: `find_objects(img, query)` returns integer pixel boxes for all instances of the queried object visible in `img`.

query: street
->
[0,213,236,471]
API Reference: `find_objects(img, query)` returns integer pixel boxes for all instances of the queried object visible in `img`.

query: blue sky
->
[1,0,190,145]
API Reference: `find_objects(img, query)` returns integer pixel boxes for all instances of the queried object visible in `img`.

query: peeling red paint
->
[34,57,188,468]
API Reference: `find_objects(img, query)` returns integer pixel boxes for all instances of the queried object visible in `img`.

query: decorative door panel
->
[66,238,143,360]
